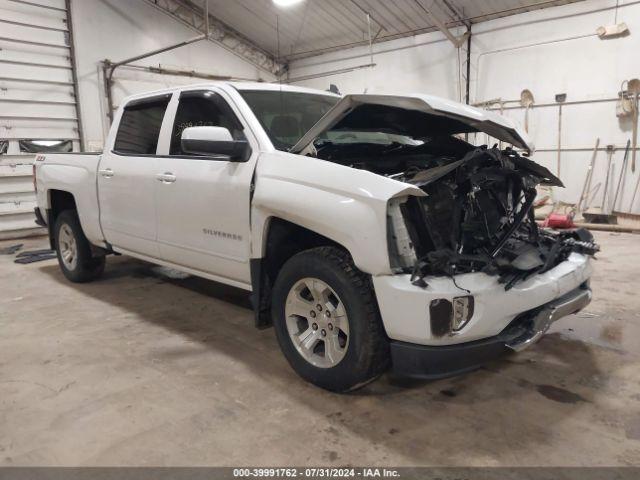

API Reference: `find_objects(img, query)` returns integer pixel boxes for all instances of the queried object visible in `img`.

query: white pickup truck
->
[34,82,598,392]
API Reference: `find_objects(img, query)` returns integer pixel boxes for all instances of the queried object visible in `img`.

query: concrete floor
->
[0,231,639,466]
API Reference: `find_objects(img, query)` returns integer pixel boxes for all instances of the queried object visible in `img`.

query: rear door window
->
[114,95,170,155]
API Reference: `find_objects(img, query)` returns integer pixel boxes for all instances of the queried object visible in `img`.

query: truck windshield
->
[239,90,339,150]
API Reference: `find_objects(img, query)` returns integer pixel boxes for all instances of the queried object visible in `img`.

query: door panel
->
[154,157,253,283]
[98,94,171,257]
[154,90,254,284]
[98,152,159,256]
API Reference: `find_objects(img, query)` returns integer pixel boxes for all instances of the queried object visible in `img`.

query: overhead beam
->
[106,33,207,73]
[102,0,285,122]
[440,0,471,28]
[349,0,389,35]
[103,1,212,121]
[144,0,284,77]
[414,0,469,48]
[285,63,376,84]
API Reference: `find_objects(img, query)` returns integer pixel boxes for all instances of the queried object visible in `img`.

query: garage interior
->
[1,0,640,469]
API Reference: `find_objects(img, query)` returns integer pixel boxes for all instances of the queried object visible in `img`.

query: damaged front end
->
[390,146,599,290]
[286,92,598,290]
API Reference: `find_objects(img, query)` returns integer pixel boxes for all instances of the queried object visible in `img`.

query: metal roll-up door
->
[0,0,82,240]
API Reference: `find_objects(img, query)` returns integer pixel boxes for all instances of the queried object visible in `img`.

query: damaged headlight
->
[387,197,417,272]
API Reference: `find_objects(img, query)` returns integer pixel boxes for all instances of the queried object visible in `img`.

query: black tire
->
[54,209,105,283]
[271,247,389,392]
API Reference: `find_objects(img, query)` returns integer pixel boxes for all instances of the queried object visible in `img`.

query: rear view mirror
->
[181,126,250,161]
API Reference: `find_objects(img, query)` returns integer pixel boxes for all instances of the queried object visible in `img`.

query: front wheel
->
[271,247,389,392]
[54,210,105,283]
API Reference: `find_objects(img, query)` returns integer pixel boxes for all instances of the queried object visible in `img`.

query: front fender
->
[251,152,423,275]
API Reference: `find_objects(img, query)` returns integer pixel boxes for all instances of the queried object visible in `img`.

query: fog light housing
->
[429,296,475,336]
[452,296,474,331]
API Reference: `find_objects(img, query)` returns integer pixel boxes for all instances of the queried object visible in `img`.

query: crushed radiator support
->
[396,146,599,290]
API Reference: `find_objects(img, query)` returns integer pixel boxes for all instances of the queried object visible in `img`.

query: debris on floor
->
[0,243,23,255]
[14,249,56,264]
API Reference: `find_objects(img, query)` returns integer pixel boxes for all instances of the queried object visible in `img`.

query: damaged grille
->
[400,146,599,290]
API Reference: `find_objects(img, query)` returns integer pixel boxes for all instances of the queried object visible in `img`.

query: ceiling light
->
[273,0,304,7]
[596,22,630,38]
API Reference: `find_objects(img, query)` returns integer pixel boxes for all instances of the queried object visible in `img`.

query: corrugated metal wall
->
[0,0,81,240]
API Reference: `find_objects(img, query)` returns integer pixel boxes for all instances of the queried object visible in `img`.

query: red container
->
[542,212,575,229]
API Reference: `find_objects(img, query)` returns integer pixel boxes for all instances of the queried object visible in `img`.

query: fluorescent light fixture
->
[596,22,630,38]
[273,0,303,7]
[32,140,63,147]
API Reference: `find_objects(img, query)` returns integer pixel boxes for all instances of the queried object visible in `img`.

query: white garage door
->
[0,0,82,240]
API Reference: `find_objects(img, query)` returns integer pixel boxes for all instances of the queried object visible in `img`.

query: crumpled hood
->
[290,93,534,154]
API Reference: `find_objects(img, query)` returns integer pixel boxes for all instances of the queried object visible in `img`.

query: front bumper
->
[390,285,592,379]
[373,253,592,345]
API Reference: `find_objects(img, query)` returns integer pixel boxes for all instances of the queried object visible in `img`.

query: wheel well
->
[251,218,346,328]
[47,190,77,249]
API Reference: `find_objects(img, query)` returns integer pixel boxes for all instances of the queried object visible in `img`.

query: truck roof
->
[228,81,339,96]
[118,81,339,108]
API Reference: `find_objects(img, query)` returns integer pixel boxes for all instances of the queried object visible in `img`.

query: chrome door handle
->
[99,168,114,178]
[156,172,176,183]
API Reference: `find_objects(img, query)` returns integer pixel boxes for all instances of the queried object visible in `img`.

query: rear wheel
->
[271,247,389,392]
[54,210,105,283]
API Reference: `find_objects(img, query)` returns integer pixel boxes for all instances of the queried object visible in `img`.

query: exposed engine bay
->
[313,137,600,290]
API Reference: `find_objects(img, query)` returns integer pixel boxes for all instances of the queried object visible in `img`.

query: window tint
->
[114,97,170,155]
[170,91,244,155]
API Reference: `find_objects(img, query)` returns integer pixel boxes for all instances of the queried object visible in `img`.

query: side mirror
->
[181,126,250,161]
